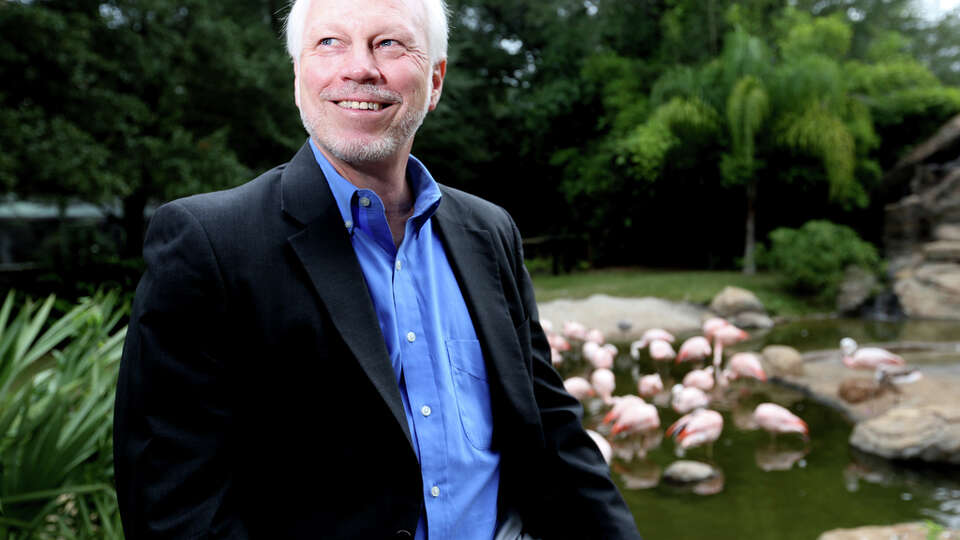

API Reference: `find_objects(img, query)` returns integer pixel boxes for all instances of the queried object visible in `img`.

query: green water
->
[559,320,960,539]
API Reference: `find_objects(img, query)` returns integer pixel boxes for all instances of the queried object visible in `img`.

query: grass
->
[530,267,831,318]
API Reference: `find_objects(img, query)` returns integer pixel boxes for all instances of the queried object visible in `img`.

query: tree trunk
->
[742,180,757,275]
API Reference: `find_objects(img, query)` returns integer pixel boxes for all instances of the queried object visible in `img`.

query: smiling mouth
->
[335,101,392,111]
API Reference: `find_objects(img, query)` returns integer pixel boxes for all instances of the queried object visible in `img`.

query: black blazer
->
[113,142,641,539]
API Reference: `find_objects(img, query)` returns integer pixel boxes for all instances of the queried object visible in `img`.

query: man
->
[113,0,642,538]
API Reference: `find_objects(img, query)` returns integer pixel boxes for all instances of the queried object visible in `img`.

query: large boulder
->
[818,523,960,540]
[709,286,765,316]
[894,263,960,319]
[761,345,804,376]
[935,223,960,241]
[836,265,878,314]
[924,240,960,263]
[537,294,708,340]
[729,311,775,330]
[849,405,960,464]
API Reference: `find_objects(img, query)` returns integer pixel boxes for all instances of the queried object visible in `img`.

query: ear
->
[293,61,301,108]
[428,59,446,111]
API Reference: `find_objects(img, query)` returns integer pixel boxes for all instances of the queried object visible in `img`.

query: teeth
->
[337,101,383,111]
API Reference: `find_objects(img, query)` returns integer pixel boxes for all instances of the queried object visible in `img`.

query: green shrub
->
[0,291,126,539]
[765,220,881,300]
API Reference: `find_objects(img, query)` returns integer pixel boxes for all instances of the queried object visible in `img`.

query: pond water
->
[557,319,960,540]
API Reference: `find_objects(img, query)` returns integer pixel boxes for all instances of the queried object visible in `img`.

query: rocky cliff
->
[884,114,960,319]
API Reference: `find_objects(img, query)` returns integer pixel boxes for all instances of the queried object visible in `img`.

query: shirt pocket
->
[445,339,494,451]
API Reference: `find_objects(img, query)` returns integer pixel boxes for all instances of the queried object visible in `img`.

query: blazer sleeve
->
[113,201,249,539]
[503,210,643,540]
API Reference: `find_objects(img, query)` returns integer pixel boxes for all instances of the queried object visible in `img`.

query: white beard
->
[301,81,433,165]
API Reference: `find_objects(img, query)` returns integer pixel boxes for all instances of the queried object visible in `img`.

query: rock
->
[729,311,774,329]
[537,294,708,340]
[849,405,960,464]
[894,263,960,319]
[924,241,960,263]
[935,223,960,241]
[662,460,716,483]
[836,265,878,314]
[818,522,960,540]
[837,378,888,404]
[709,286,765,317]
[761,345,804,376]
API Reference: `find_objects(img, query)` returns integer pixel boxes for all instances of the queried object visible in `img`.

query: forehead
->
[304,0,427,36]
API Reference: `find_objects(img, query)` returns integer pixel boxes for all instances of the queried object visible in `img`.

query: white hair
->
[284,0,449,65]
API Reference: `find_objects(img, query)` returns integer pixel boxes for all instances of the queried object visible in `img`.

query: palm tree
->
[621,16,871,273]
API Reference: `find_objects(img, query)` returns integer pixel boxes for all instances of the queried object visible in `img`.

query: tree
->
[0,0,302,257]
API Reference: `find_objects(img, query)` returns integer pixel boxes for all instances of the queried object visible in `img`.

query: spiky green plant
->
[0,291,126,539]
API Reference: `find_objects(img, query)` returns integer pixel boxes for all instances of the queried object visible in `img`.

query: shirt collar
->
[308,139,442,232]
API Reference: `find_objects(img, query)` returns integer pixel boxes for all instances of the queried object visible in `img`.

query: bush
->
[764,220,881,300]
[0,291,126,539]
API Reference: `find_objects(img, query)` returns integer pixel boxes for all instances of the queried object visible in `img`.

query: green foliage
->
[0,291,126,539]
[765,220,881,300]
[777,11,852,60]
[778,103,863,206]
[724,75,769,179]
[619,97,720,181]
[0,0,302,256]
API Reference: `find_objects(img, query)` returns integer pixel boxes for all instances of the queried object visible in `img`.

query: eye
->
[318,37,337,46]
[377,39,399,48]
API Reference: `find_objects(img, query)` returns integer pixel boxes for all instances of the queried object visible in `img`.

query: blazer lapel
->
[281,143,413,449]
[433,198,540,426]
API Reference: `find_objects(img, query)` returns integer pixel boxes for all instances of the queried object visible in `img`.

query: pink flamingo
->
[562,321,588,341]
[582,340,600,361]
[670,384,710,414]
[701,317,730,341]
[648,339,677,362]
[725,352,767,382]
[589,345,615,369]
[666,408,724,452]
[550,348,563,367]
[840,338,905,370]
[711,324,749,386]
[682,366,715,391]
[585,328,606,344]
[586,429,613,464]
[630,328,676,359]
[610,400,661,436]
[602,395,646,425]
[547,333,570,352]
[591,368,616,405]
[563,376,594,400]
[676,336,712,364]
[752,403,809,441]
[638,373,664,398]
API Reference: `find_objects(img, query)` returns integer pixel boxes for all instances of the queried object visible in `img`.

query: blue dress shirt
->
[309,141,501,540]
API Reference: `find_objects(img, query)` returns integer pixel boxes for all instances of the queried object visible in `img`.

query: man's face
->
[294,0,445,166]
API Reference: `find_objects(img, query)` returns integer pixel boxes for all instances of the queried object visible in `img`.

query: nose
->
[341,45,381,84]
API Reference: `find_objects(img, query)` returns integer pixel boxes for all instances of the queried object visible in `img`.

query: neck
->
[314,141,416,247]
[315,142,414,211]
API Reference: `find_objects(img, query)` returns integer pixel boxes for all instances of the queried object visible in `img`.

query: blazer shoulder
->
[438,183,514,232]
[166,164,286,221]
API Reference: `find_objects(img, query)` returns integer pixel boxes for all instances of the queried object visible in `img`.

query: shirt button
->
[359,196,371,207]
[406,331,416,343]
[344,220,353,229]
[421,405,431,417]
[395,260,402,271]
[430,486,440,497]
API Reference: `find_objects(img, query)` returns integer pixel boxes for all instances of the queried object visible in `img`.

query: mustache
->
[320,84,402,103]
